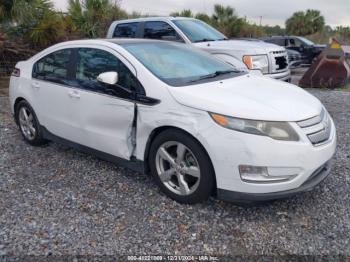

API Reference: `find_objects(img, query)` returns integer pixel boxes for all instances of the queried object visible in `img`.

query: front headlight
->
[243,55,269,74]
[210,113,299,141]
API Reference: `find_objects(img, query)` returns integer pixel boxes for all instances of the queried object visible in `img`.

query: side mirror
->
[97,71,118,85]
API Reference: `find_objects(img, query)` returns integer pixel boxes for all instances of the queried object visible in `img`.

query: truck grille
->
[297,109,332,146]
[270,51,288,72]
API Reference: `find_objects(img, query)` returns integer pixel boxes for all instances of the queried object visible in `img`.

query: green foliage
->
[67,0,128,38]
[262,25,286,36]
[29,11,66,47]
[211,5,245,37]
[286,9,325,36]
[170,9,193,18]
[194,13,211,24]
[1,1,347,50]
[2,0,66,48]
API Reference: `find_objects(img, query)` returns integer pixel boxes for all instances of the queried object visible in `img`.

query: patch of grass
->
[335,84,350,92]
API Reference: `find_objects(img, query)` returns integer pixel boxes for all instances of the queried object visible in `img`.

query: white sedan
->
[9,39,336,204]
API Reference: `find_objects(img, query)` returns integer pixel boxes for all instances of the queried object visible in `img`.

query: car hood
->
[193,39,285,54]
[168,75,322,122]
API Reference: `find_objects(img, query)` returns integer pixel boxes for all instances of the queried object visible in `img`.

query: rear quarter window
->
[113,23,139,38]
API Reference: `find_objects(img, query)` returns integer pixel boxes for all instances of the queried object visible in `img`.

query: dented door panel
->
[75,90,135,159]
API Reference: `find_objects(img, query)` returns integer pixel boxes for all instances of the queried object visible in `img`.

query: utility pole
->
[259,16,263,27]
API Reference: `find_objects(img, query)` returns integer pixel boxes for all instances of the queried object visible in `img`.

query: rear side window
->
[143,21,182,41]
[75,48,143,97]
[113,23,139,38]
[273,38,286,46]
[265,38,285,46]
[32,49,71,84]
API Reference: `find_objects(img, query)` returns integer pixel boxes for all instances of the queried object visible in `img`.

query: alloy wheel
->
[18,107,36,141]
[155,141,201,196]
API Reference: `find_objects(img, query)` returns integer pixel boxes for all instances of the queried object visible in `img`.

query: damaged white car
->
[9,39,336,204]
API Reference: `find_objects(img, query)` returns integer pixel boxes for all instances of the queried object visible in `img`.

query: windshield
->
[297,37,315,46]
[122,42,244,86]
[172,19,227,43]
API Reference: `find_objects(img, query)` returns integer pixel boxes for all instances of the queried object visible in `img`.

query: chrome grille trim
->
[297,108,332,146]
[297,109,325,128]
[270,51,288,72]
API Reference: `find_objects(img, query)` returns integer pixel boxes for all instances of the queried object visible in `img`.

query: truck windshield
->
[297,37,315,46]
[122,42,244,86]
[172,19,227,43]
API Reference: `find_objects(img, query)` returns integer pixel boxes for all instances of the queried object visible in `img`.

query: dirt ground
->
[0,77,9,97]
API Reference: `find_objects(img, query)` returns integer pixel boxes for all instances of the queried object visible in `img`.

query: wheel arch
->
[13,97,26,124]
[143,125,217,193]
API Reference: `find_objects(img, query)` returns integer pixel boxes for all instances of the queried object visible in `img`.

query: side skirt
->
[41,126,145,174]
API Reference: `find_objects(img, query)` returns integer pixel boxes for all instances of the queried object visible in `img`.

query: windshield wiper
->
[193,38,216,43]
[187,70,241,83]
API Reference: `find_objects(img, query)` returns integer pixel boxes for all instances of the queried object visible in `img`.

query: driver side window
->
[75,48,143,98]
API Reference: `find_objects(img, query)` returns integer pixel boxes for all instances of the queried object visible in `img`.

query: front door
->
[70,47,143,159]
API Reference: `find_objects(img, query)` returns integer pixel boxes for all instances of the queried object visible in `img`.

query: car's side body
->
[10,39,231,180]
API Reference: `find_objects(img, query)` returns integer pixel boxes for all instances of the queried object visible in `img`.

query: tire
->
[148,129,215,204]
[15,100,47,146]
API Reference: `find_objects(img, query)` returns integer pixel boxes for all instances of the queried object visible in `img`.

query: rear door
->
[70,47,144,159]
[31,48,81,142]
[142,21,184,42]
[112,22,142,38]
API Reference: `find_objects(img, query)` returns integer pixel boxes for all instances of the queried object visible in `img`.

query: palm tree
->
[68,0,127,38]
[211,5,244,37]
[170,9,194,18]
[1,0,66,48]
[286,10,325,36]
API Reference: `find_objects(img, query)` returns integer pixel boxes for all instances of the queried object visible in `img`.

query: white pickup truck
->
[107,17,291,81]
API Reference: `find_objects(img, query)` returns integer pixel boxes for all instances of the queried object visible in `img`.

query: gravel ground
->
[0,89,350,258]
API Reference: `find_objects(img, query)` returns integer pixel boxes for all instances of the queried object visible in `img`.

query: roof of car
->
[55,38,175,47]
[111,16,195,24]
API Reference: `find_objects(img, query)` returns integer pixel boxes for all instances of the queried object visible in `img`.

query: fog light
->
[239,165,297,183]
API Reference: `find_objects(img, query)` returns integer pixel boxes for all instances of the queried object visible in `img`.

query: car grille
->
[297,108,332,146]
[288,54,301,63]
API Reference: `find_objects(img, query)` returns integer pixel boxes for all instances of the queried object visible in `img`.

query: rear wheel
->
[15,100,47,146]
[149,129,215,204]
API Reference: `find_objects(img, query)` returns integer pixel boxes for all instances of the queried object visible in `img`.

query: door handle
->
[68,90,80,99]
[31,82,40,89]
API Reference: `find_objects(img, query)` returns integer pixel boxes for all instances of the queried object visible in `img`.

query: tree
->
[195,13,212,24]
[170,9,194,18]
[2,0,66,48]
[211,5,245,37]
[68,0,127,38]
[286,9,325,36]
[0,0,15,23]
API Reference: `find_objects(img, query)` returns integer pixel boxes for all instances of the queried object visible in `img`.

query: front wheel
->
[149,129,215,204]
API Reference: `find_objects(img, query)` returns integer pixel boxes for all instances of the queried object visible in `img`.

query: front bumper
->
[217,160,332,204]
[198,114,336,198]
[264,70,291,82]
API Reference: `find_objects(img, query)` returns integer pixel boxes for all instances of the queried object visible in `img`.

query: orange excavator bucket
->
[299,39,350,88]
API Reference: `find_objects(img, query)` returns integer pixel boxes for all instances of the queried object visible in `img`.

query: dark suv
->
[261,36,326,65]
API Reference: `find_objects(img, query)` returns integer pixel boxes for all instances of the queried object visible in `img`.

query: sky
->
[53,0,350,27]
